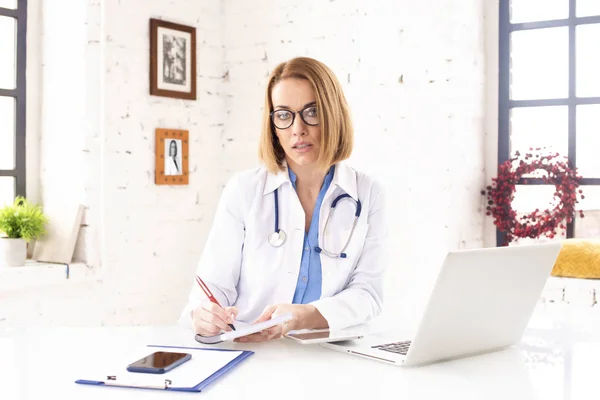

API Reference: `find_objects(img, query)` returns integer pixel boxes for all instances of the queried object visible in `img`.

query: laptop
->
[321,242,563,367]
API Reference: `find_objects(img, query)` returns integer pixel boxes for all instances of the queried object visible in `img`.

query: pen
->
[195,275,236,331]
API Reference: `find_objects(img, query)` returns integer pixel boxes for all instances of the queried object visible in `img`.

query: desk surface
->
[2,305,600,400]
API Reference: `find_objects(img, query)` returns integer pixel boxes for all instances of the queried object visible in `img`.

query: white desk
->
[2,305,600,400]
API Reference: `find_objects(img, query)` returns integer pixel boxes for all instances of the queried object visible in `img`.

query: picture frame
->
[150,18,196,100]
[155,128,189,185]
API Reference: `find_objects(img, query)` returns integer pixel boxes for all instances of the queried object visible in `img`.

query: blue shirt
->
[290,165,335,304]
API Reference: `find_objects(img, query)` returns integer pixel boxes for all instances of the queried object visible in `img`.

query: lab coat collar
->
[262,160,357,200]
[263,162,292,195]
[331,161,358,201]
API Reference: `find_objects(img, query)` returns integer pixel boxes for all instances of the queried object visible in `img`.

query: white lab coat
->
[178,161,389,330]
[165,156,182,175]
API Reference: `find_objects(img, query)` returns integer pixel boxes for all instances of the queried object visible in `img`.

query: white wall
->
[38,0,101,267]
[100,0,225,325]
[3,0,224,327]
[484,0,500,247]
[3,0,486,328]
[222,0,486,326]
[2,0,105,327]
[25,0,42,209]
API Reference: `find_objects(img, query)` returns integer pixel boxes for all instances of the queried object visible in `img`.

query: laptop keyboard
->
[371,340,411,355]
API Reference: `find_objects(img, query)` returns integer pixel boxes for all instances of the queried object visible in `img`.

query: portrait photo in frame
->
[155,128,189,185]
[150,18,196,100]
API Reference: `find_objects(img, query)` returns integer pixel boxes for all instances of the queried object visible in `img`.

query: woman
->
[165,140,181,175]
[179,57,388,343]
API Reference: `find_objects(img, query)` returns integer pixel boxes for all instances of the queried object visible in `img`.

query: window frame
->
[498,0,600,246]
[0,0,27,200]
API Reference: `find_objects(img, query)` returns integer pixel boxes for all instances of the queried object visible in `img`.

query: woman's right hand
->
[192,301,239,336]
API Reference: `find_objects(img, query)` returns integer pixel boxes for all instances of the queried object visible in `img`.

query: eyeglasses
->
[270,105,319,129]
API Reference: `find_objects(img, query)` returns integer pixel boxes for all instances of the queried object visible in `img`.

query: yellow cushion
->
[551,239,600,279]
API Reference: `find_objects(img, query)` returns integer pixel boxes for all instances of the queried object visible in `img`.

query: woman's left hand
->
[234,304,325,343]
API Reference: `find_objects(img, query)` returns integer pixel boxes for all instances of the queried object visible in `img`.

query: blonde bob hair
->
[258,57,354,173]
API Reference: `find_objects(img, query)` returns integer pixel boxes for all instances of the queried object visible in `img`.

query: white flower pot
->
[0,238,27,268]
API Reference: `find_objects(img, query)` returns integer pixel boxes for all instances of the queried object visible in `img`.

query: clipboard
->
[75,344,253,392]
[195,312,293,344]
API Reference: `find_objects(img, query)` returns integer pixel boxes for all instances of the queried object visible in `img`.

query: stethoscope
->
[267,189,362,258]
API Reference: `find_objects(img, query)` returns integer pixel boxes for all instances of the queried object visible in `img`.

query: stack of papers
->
[195,312,293,344]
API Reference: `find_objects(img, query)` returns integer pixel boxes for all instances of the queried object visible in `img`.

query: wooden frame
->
[150,18,196,100]
[155,128,189,185]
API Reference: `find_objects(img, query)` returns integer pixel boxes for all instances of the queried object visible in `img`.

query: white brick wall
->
[3,0,486,328]
[221,0,486,325]
[100,0,225,325]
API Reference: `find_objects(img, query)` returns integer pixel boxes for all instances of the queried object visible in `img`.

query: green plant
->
[0,196,48,241]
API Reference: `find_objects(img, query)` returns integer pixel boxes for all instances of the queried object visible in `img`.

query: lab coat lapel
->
[264,162,359,303]
[263,165,306,303]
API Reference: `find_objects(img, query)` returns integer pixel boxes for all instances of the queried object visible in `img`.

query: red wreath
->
[483,148,585,245]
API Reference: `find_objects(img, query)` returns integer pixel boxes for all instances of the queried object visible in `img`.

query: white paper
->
[221,313,293,341]
[32,203,84,263]
[82,346,243,389]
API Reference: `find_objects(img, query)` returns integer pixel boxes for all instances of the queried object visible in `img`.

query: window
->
[0,0,26,206]
[498,0,600,246]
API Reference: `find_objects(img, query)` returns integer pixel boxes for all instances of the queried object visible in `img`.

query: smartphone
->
[284,330,363,345]
[126,351,191,374]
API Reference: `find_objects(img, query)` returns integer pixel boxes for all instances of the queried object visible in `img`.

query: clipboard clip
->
[105,375,172,390]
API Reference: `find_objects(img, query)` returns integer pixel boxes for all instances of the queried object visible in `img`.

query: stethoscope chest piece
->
[268,230,286,247]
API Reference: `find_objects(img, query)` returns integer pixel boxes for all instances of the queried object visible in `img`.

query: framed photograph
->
[150,18,196,100]
[155,128,189,185]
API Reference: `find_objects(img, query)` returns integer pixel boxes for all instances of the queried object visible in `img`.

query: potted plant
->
[0,196,48,268]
